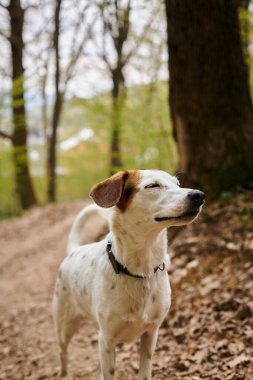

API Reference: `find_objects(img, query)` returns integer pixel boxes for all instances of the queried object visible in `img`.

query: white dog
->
[53,170,205,380]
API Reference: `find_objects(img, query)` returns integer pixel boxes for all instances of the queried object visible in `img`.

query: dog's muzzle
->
[155,190,205,222]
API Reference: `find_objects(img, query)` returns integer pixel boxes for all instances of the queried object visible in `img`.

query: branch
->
[25,1,52,11]
[98,4,113,71]
[0,130,13,140]
[68,2,90,51]
[91,34,112,72]
[63,3,89,79]
[65,4,97,87]
[0,2,8,10]
[122,11,156,66]
[0,29,10,41]
[64,12,97,86]
[25,15,54,45]
[0,64,11,78]
[98,0,132,70]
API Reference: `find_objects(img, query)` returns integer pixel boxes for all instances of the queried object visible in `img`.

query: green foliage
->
[0,81,177,218]
[122,82,177,172]
[0,147,20,219]
[55,81,177,202]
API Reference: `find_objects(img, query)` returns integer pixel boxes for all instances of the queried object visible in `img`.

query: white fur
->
[52,170,204,380]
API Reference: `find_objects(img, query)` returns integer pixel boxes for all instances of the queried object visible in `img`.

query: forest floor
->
[0,193,253,380]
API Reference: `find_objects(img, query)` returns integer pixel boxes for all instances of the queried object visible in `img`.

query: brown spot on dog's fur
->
[147,352,152,359]
[152,294,156,303]
[110,368,115,375]
[111,283,116,290]
[130,306,134,314]
[117,170,140,212]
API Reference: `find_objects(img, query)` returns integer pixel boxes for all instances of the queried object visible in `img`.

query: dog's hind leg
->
[138,329,159,380]
[52,288,81,380]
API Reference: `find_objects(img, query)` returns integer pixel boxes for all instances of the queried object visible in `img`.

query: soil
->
[0,194,253,380]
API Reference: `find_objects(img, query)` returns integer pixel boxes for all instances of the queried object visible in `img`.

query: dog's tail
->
[67,204,107,254]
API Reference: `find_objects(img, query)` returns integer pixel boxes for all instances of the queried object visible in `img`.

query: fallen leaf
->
[227,354,250,368]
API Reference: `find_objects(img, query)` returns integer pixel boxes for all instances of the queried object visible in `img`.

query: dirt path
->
[0,197,253,379]
[0,202,104,380]
[0,202,149,380]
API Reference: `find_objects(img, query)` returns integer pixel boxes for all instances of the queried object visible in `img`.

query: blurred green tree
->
[97,0,132,175]
[95,0,160,175]
[165,0,253,197]
[46,0,94,202]
[0,0,37,209]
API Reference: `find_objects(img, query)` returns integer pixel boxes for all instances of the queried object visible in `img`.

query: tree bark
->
[47,0,62,202]
[110,66,125,175]
[47,94,63,202]
[165,0,253,197]
[9,0,37,209]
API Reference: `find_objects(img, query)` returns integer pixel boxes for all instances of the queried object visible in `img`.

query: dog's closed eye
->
[145,183,161,189]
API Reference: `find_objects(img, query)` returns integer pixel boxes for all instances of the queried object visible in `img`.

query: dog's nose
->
[187,190,205,205]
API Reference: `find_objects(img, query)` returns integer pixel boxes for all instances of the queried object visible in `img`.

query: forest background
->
[1,0,252,218]
[1,2,253,379]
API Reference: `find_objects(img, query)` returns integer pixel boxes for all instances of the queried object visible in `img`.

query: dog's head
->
[90,170,205,228]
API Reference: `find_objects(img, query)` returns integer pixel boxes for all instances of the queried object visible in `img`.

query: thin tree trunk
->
[109,67,125,175]
[9,0,37,209]
[110,97,122,175]
[100,1,131,176]
[165,0,253,197]
[47,0,62,202]
[40,62,50,189]
[47,95,63,202]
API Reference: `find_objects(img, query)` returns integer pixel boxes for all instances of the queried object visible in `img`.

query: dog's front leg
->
[138,329,159,380]
[97,331,115,380]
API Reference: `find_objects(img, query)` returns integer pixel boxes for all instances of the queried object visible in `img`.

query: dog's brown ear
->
[90,171,129,208]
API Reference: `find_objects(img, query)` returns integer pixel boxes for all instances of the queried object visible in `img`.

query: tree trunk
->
[165,0,253,197]
[109,67,125,175]
[47,94,62,202]
[47,0,62,202]
[110,97,122,175]
[100,1,131,176]
[9,0,37,209]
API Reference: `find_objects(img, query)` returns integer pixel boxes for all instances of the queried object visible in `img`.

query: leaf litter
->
[0,192,252,379]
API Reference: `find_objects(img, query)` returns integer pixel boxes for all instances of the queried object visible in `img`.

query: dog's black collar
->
[106,241,165,279]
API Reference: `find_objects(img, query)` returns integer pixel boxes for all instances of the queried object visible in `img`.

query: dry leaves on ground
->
[0,192,253,379]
